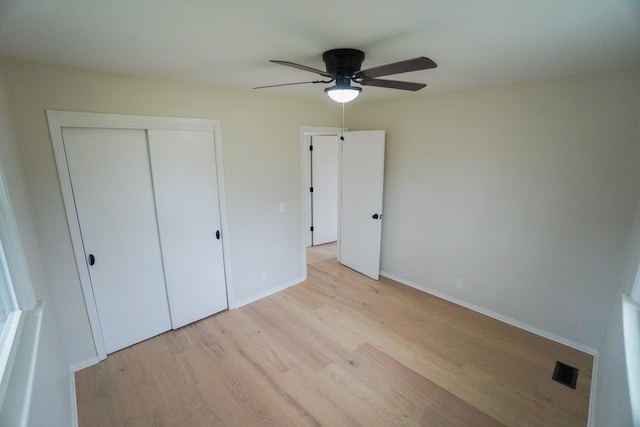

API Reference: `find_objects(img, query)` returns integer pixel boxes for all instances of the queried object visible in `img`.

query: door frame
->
[300,126,343,272]
[47,111,233,360]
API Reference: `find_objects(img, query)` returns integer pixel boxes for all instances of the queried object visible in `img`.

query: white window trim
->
[631,261,640,303]
[0,149,36,408]
[622,225,640,425]
[622,293,640,426]
[0,176,36,311]
[0,310,23,406]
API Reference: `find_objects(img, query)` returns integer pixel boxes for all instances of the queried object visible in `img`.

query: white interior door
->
[63,127,172,354]
[311,135,339,245]
[148,129,228,329]
[340,130,385,279]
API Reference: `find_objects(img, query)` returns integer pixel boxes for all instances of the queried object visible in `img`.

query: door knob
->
[372,214,380,219]
[88,254,95,266]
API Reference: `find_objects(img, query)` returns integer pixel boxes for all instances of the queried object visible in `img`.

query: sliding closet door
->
[63,128,172,354]
[148,130,228,329]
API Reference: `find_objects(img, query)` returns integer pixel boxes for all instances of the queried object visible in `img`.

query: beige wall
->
[350,68,640,350]
[0,56,339,365]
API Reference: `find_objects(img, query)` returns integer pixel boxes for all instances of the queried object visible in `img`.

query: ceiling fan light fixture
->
[325,85,362,103]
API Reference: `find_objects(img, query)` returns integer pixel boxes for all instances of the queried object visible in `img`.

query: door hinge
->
[310,187,314,192]
[310,226,314,232]
[309,145,313,151]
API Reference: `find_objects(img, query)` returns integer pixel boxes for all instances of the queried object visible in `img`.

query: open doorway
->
[300,126,386,281]
[300,126,342,247]
[300,127,342,284]
[307,242,338,266]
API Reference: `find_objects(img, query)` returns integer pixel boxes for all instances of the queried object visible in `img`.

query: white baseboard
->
[69,356,98,427]
[231,275,306,309]
[70,356,99,373]
[69,370,78,427]
[587,352,598,427]
[380,271,598,356]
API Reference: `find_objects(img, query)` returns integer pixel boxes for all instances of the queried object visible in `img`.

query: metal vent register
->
[552,361,579,389]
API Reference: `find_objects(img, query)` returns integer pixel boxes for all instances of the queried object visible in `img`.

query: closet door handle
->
[216,230,221,240]
[88,254,95,266]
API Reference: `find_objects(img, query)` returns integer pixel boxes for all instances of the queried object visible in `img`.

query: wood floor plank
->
[282,364,383,426]
[76,243,592,426]
[340,343,505,426]
[242,297,350,373]
[276,291,367,353]
[203,312,316,426]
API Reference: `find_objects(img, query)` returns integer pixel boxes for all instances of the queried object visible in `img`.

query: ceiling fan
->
[254,48,437,103]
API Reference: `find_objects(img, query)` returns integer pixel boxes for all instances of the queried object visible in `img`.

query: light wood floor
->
[76,243,593,426]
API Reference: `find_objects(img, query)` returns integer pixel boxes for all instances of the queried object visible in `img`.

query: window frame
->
[0,145,36,408]
[631,262,640,303]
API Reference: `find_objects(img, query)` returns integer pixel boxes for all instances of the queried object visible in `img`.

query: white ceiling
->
[1,0,639,102]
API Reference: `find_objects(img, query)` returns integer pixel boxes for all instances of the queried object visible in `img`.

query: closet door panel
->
[149,130,228,329]
[63,127,172,354]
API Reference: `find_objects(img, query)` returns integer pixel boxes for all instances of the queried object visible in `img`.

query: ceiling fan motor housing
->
[322,49,365,78]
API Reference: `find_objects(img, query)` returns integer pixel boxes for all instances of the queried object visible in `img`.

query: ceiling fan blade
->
[357,57,437,79]
[270,60,334,78]
[360,79,427,91]
[253,80,332,89]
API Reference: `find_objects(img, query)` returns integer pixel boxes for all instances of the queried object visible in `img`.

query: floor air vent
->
[552,361,579,389]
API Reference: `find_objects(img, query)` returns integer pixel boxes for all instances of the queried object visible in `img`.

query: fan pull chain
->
[341,102,345,141]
